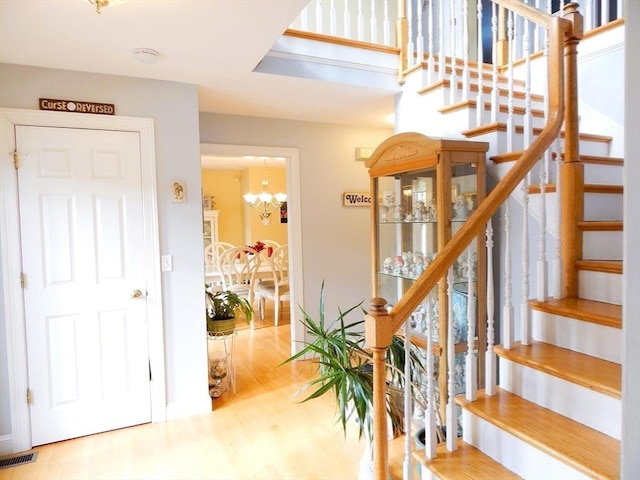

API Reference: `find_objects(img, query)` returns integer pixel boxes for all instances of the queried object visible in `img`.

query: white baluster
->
[343,1,351,39]
[552,144,563,298]
[416,0,424,64]
[370,0,377,44]
[403,315,413,479]
[462,0,470,101]
[446,268,458,452]
[533,0,542,52]
[601,0,610,27]
[584,0,594,31]
[503,201,514,349]
[523,14,533,149]
[449,0,457,105]
[617,0,623,20]
[506,9,515,152]
[521,175,531,346]
[329,0,337,36]
[538,150,549,301]
[485,220,497,395]
[383,0,390,46]
[407,0,415,68]
[475,0,484,127]
[427,0,435,84]
[300,3,309,30]
[357,0,364,42]
[490,1,499,123]
[315,0,323,33]
[438,0,445,81]
[424,296,437,459]
[465,247,477,401]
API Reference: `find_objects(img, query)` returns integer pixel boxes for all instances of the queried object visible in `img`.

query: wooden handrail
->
[369,3,581,479]
[387,5,572,347]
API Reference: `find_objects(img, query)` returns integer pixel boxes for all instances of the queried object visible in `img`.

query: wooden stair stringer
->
[456,389,620,480]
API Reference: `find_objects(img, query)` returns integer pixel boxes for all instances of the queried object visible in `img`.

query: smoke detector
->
[133,48,159,64]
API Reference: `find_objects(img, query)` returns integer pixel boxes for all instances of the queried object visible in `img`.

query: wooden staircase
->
[405,19,623,480]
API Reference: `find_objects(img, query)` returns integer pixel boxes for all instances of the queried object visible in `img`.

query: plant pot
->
[207,316,236,335]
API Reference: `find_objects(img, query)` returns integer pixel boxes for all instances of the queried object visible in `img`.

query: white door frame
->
[0,108,166,454]
[200,143,305,353]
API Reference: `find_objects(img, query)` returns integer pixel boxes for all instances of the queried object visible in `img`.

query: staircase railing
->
[363,1,582,478]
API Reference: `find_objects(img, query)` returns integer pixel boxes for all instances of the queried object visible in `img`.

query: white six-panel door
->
[16,125,152,446]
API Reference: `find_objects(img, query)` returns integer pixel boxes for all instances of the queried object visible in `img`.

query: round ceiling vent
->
[133,48,159,64]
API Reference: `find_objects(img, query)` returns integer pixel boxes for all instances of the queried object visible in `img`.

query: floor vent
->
[0,452,37,469]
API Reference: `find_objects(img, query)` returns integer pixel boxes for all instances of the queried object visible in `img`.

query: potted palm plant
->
[281,283,426,479]
[205,287,254,334]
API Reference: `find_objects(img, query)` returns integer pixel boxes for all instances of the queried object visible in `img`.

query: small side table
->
[207,329,237,397]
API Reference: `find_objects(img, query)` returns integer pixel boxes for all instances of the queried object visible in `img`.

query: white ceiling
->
[0,0,396,130]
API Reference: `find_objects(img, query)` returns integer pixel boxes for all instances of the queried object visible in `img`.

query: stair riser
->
[584,163,623,185]
[578,270,622,305]
[462,411,591,480]
[531,310,622,363]
[584,193,623,222]
[583,230,623,260]
[499,359,621,439]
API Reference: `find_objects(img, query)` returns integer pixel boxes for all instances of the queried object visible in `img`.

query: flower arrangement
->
[247,240,266,253]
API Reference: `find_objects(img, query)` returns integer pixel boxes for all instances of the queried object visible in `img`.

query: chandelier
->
[243,166,286,226]
[87,0,127,14]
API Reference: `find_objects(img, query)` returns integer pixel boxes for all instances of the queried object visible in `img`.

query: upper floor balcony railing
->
[290,0,623,67]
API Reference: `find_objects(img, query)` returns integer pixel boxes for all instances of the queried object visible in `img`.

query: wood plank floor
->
[1,302,408,480]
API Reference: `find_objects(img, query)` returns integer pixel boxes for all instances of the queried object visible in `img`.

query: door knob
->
[131,289,143,299]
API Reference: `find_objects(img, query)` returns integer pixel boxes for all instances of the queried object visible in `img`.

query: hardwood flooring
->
[1,302,410,480]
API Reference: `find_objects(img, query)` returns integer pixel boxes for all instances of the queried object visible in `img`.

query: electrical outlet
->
[161,255,173,272]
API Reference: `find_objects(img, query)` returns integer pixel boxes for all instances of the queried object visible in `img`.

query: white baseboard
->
[0,434,14,456]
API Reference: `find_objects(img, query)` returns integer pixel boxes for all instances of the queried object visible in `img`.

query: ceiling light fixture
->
[243,160,286,226]
[87,0,127,14]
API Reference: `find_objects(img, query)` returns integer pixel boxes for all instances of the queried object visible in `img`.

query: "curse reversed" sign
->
[39,98,115,115]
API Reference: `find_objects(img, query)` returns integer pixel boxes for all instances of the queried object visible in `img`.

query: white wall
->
[199,113,393,324]
[622,0,639,476]
[0,64,209,442]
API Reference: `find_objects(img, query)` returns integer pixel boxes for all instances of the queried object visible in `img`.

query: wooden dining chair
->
[204,241,234,288]
[255,244,289,326]
[218,246,261,314]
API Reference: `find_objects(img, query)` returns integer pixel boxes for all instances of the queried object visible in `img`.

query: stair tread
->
[412,438,522,480]
[494,340,621,398]
[456,389,620,480]
[529,297,622,328]
[494,151,623,165]
[527,183,622,194]
[576,259,623,274]
[462,122,613,143]
[578,221,623,231]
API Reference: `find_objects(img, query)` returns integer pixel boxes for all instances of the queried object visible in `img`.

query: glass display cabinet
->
[365,132,488,421]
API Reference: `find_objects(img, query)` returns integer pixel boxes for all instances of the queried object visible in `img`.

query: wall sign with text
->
[343,192,372,207]
[39,98,115,115]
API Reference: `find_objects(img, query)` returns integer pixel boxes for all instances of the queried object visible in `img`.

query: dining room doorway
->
[200,143,304,355]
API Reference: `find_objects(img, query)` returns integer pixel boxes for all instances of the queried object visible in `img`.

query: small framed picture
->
[203,196,212,210]
[172,180,186,203]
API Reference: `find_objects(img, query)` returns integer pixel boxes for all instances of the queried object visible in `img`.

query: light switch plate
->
[161,254,173,272]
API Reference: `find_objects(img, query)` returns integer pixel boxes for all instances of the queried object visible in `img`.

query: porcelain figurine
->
[454,194,469,220]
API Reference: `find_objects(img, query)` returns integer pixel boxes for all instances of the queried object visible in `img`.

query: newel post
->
[560,2,584,298]
[365,297,394,480]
